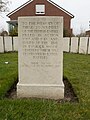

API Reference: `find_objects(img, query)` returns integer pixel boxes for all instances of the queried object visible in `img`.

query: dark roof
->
[7,0,74,18]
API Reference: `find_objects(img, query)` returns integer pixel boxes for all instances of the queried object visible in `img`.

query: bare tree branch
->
[0,0,10,12]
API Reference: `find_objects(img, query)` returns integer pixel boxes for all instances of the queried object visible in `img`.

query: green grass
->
[64,53,90,103]
[0,52,18,98]
[0,52,90,120]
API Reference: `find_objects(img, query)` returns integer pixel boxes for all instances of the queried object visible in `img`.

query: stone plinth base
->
[17,83,64,100]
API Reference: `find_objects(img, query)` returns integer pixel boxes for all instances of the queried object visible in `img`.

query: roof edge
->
[47,0,74,18]
[7,0,33,17]
[7,0,74,18]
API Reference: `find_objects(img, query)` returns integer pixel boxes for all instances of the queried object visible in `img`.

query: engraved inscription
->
[20,17,61,67]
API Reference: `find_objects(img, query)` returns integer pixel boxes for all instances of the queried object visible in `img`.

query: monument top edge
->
[18,16,63,19]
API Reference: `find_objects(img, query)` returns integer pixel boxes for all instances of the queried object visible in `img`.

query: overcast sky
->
[0,0,90,35]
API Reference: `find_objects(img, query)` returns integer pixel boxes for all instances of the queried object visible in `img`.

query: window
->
[36,5,45,14]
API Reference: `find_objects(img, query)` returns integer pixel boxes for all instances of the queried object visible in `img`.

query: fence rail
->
[0,36,90,54]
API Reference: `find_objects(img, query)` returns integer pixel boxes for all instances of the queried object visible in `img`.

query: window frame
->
[35,4,45,15]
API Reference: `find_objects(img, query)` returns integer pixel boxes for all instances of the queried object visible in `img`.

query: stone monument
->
[17,16,64,99]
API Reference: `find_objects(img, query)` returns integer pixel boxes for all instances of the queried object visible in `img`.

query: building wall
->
[9,0,73,35]
[86,30,90,37]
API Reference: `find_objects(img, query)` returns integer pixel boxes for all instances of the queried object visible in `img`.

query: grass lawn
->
[0,52,18,98]
[0,52,90,120]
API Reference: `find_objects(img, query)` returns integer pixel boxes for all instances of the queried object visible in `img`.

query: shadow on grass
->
[6,76,79,103]
[62,76,78,103]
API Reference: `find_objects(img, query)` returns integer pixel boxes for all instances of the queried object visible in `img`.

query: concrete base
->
[17,83,64,100]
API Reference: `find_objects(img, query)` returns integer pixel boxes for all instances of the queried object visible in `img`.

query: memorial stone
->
[4,36,12,52]
[88,37,90,54]
[13,37,18,51]
[0,36,4,53]
[71,37,78,53]
[63,37,70,52]
[17,16,64,99]
[79,37,88,54]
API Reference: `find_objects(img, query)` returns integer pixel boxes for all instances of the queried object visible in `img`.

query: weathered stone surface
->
[13,37,18,51]
[79,37,88,54]
[4,36,12,52]
[63,37,70,52]
[71,37,78,53]
[88,37,90,54]
[0,36,4,53]
[17,16,64,99]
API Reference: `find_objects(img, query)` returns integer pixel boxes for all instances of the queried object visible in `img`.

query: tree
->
[76,26,86,37]
[0,0,10,12]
